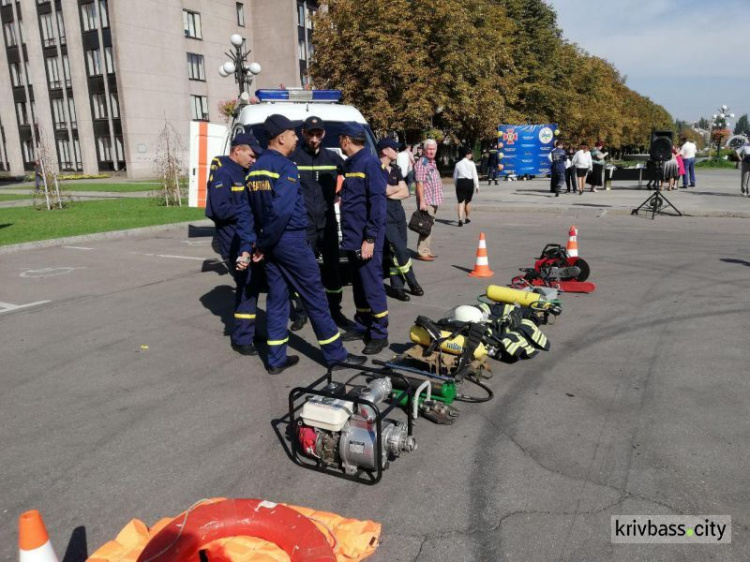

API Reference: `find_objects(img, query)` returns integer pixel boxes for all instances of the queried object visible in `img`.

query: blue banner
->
[496,124,558,176]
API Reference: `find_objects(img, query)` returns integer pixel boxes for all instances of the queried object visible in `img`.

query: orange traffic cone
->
[19,510,58,562]
[566,226,579,258]
[468,233,494,277]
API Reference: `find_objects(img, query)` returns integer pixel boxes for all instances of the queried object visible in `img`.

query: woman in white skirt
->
[570,143,592,195]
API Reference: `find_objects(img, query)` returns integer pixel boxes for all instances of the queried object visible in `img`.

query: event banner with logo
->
[496,124,558,177]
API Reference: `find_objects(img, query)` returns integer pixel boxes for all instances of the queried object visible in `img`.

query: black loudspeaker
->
[649,130,673,161]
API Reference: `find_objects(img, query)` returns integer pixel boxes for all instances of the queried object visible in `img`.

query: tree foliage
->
[311,0,674,148]
[734,114,749,135]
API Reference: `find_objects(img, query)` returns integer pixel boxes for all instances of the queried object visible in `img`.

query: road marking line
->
[62,246,94,250]
[0,300,51,314]
[20,267,86,278]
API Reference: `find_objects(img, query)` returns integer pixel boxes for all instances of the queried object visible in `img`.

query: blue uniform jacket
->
[291,144,344,236]
[204,155,255,256]
[550,147,567,174]
[245,149,308,252]
[340,148,387,252]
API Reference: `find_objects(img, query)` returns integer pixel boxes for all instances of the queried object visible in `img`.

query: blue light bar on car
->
[255,89,342,103]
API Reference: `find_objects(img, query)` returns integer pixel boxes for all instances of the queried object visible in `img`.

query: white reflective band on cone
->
[20,542,58,562]
[476,257,489,266]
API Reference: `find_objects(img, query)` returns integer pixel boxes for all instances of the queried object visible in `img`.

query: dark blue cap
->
[339,122,366,141]
[231,132,263,155]
[264,114,302,139]
[376,138,400,152]
[303,115,325,131]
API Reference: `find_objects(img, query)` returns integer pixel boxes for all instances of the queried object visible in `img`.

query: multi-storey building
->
[0,0,317,178]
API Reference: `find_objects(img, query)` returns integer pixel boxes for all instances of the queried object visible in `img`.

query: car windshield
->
[245,122,378,158]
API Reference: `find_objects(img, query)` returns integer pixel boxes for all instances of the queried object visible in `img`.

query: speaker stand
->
[631,161,682,219]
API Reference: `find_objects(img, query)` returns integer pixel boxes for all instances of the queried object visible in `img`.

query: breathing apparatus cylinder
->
[487,285,542,307]
[409,325,487,359]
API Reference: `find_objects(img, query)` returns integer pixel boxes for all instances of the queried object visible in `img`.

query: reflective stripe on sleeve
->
[248,170,280,179]
[234,313,256,319]
[345,172,366,178]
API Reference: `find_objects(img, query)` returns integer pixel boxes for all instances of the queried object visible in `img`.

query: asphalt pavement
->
[1,199,749,560]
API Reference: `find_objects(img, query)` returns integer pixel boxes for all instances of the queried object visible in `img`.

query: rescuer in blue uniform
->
[290,115,354,331]
[238,114,366,374]
[204,133,263,356]
[338,122,389,355]
[378,137,423,302]
[548,140,567,197]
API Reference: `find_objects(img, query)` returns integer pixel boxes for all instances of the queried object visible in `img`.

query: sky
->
[546,0,749,127]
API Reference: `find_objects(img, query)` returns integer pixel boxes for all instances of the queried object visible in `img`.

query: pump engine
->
[296,378,416,475]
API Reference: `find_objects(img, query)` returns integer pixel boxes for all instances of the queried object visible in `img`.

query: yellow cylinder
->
[409,326,487,359]
[487,284,541,307]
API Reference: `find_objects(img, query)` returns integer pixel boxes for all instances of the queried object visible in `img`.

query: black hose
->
[455,374,494,403]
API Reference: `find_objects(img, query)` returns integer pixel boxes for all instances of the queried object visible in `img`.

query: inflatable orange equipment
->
[87,498,381,562]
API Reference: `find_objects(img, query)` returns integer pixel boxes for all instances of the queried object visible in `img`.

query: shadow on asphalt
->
[720,258,750,267]
[451,264,473,274]
[62,526,87,562]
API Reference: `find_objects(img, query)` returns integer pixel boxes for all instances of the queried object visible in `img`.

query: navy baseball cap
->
[339,122,366,141]
[303,115,325,131]
[264,114,302,139]
[376,138,400,152]
[231,132,263,155]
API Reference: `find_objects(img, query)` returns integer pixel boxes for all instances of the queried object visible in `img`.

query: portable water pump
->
[291,375,417,483]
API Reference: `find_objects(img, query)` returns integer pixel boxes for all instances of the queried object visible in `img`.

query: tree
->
[696,117,710,130]
[734,114,749,135]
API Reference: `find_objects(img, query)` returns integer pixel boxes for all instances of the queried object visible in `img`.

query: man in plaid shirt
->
[414,139,443,260]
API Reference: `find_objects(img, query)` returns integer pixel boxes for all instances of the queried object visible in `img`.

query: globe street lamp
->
[711,104,734,159]
[218,34,262,99]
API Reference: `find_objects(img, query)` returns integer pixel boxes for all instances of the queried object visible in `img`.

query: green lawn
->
[0,194,31,202]
[57,182,163,192]
[0,198,205,246]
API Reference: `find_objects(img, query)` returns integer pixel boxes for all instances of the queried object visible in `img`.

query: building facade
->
[0,0,317,178]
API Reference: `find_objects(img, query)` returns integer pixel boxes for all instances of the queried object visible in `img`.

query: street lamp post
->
[711,104,734,159]
[218,34,262,101]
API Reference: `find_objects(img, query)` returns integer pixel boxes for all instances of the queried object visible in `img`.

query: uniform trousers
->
[741,161,750,194]
[347,250,389,341]
[216,225,258,347]
[264,231,348,368]
[385,214,417,291]
[310,220,344,314]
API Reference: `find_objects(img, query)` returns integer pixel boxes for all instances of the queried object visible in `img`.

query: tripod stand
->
[631,159,682,219]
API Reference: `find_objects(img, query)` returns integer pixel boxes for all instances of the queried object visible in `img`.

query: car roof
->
[237,102,368,126]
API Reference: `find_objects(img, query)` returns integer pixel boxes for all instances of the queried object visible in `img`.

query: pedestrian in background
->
[241,114,365,374]
[587,141,608,193]
[486,144,500,185]
[736,138,750,197]
[379,138,424,301]
[679,136,697,188]
[565,143,576,193]
[34,160,43,192]
[453,146,479,225]
[338,123,389,355]
[205,133,263,356]
[571,143,592,195]
[414,139,443,261]
[396,144,415,193]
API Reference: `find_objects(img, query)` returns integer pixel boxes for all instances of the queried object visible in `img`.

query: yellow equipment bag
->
[409,325,487,359]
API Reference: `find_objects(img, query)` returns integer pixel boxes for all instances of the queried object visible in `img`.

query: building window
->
[298,39,306,61]
[62,55,71,87]
[183,10,202,39]
[236,3,245,27]
[190,95,208,120]
[97,136,112,161]
[187,53,205,81]
[86,49,102,76]
[110,92,119,118]
[57,11,66,44]
[40,13,56,47]
[92,93,107,119]
[104,46,115,73]
[115,136,124,161]
[3,22,17,48]
[68,98,77,128]
[16,102,29,125]
[46,57,61,89]
[22,139,35,163]
[10,62,22,87]
[57,139,82,170]
[99,0,109,28]
[52,98,66,129]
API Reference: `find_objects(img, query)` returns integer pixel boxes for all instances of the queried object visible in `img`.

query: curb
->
[0,219,214,255]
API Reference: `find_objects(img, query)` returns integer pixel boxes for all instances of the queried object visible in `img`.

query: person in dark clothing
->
[290,116,354,331]
[487,144,500,185]
[378,137,423,302]
[548,140,568,197]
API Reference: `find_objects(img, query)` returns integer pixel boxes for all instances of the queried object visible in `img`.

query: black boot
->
[363,338,389,355]
[267,355,300,375]
[330,353,367,371]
